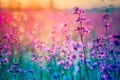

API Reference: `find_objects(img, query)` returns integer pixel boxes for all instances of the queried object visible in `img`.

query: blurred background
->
[0,0,120,45]
[0,1,120,80]
[0,0,120,9]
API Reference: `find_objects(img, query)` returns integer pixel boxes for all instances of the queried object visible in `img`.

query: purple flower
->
[31,53,38,62]
[0,53,4,58]
[57,60,62,66]
[76,16,86,22]
[102,13,109,21]
[73,7,79,14]
[101,74,107,80]
[15,68,22,73]
[63,60,72,69]
[7,51,12,56]
[112,34,120,39]
[75,27,81,32]
[72,54,76,59]
[113,40,120,46]
[45,56,50,61]
[17,68,22,72]
[7,68,13,72]
[73,7,84,15]
[31,57,37,62]
[1,58,8,63]
[104,23,111,28]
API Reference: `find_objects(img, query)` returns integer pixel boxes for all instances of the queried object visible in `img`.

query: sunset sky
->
[0,0,120,9]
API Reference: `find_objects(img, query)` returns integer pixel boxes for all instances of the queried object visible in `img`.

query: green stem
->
[78,15,90,80]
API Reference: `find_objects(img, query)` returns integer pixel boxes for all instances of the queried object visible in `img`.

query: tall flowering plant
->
[73,7,90,80]
[89,5,120,80]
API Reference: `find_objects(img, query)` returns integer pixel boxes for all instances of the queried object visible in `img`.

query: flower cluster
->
[0,5,119,80]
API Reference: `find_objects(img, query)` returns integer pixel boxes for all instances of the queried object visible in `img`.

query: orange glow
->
[0,0,120,9]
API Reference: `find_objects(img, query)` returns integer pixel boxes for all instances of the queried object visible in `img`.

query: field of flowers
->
[0,6,120,80]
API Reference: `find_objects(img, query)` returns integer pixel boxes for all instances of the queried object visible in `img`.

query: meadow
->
[0,6,120,80]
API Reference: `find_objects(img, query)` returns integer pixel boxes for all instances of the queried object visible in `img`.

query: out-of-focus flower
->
[76,16,86,22]
[31,57,37,62]
[57,60,62,66]
[7,63,22,74]
[1,58,8,63]
[31,53,38,62]
[73,7,79,14]
[51,72,61,79]
[102,13,109,21]
[63,60,72,69]
[101,74,107,80]
[104,23,111,28]
[73,7,84,14]
[7,51,12,56]
[72,43,81,51]
[100,64,105,72]
[17,68,22,72]
[90,62,99,69]
[45,56,50,61]
[60,52,65,58]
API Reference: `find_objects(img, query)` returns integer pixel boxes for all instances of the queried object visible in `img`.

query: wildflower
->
[104,23,111,28]
[101,74,107,80]
[117,50,120,55]
[90,62,99,69]
[1,58,8,63]
[100,64,105,72]
[31,57,37,62]
[51,72,61,79]
[57,60,62,66]
[63,60,72,69]
[72,54,76,59]
[10,65,17,68]
[112,34,120,39]
[72,43,80,51]
[7,51,12,56]
[7,68,12,73]
[17,68,22,72]
[7,64,22,74]
[102,13,109,21]
[76,16,86,22]
[113,40,120,46]
[60,52,65,57]
[15,68,22,73]
[31,53,37,62]
[45,56,50,61]
[73,7,79,14]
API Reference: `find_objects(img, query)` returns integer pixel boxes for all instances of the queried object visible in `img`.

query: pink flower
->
[63,60,72,69]
[101,74,107,79]
[7,51,12,56]
[31,57,37,62]
[2,58,8,63]
[100,65,105,72]
[57,61,62,66]
[34,44,38,49]
[69,54,77,60]
[45,56,50,61]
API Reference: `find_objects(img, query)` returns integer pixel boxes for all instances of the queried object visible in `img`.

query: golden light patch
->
[0,0,120,9]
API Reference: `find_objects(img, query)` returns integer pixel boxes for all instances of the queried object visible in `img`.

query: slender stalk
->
[81,36,90,80]
[78,14,90,80]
